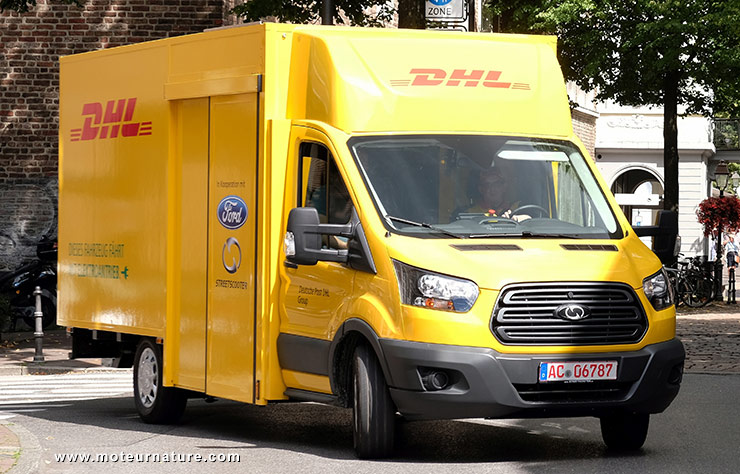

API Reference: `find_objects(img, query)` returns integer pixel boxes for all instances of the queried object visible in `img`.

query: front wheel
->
[600,412,649,451]
[352,344,396,459]
[680,275,713,307]
[133,339,187,424]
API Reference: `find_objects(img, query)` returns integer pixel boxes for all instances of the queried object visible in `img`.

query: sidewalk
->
[0,329,128,376]
[676,302,740,374]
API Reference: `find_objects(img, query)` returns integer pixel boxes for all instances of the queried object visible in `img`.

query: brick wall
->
[572,109,598,161]
[0,0,223,271]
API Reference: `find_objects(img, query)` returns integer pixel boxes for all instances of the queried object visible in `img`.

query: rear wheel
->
[680,274,713,307]
[600,412,649,451]
[133,339,187,424]
[352,344,396,459]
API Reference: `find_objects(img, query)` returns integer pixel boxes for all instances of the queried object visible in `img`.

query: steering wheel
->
[510,204,549,218]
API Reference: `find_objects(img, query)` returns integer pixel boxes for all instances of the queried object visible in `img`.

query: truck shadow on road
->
[12,395,642,464]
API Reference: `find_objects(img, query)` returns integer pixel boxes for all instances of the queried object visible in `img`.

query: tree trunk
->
[398,0,425,29]
[663,73,680,212]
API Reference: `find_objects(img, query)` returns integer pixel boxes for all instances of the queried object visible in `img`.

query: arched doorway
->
[610,167,664,235]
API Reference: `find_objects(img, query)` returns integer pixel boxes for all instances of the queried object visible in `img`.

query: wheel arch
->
[329,318,394,408]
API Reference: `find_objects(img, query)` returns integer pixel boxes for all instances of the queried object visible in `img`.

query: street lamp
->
[729,172,740,305]
[714,160,730,301]
[731,172,740,193]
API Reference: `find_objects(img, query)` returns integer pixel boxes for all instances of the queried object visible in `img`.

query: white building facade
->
[569,85,718,259]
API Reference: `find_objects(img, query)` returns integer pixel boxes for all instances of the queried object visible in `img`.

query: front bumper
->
[380,338,685,420]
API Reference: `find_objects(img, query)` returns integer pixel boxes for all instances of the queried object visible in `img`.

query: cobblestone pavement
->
[677,303,740,374]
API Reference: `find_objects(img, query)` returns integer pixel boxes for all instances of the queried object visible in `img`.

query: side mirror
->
[284,207,351,265]
[632,210,679,265]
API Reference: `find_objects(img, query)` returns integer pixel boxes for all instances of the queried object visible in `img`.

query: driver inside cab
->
[466,165,530,221]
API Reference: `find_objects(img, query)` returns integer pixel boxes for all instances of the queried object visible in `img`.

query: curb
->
[0,366,132,376]
[1,421,41,474]
[0,329,66,343]
[0,423,20,474]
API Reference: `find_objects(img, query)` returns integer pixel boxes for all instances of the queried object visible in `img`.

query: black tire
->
[133,339,187,424]
[352,344,396,459]
[681,275,713,308]
[600,412,649,451]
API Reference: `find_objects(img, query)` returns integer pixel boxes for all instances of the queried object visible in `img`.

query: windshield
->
[349,135,623,239]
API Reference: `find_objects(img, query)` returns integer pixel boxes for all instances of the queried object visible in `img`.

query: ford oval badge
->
[554,303,591,321]
[217,196,248,230]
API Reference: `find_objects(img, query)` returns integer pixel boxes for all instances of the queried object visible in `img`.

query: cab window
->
[299,142,353,248]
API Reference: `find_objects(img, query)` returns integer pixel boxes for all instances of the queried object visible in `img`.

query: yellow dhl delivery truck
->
[59,23,684,458]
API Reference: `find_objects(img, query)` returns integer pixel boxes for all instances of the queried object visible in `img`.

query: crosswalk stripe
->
[0,373,134,405]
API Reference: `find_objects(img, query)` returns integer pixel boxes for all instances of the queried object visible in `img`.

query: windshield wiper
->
[520,231,580,239]
[469,231,580,239]
[385,215,463,239]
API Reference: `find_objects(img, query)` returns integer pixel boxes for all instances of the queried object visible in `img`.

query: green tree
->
[484,0,546,33]
[232,0,425,28]
[0,0,80,13]
[398,0,424,29]
[231,0,395,27]
[487,0,740,212]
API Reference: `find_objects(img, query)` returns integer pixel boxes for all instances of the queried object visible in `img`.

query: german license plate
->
[538,361,618,382]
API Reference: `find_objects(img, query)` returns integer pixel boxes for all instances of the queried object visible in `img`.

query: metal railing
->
[713,118,740,151]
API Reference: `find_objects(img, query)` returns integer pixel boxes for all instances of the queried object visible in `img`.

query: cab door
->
[278,127,357,390]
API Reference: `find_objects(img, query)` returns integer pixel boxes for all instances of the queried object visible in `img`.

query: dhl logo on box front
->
[70,98,152,142]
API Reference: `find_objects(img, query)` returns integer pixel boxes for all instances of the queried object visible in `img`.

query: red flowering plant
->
[696,195,740,237]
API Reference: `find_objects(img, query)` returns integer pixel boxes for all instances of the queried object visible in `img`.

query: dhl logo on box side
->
[70,98,152,142]
[390,68,530,90]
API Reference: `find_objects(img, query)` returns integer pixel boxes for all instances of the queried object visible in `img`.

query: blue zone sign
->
[426,0,465,21]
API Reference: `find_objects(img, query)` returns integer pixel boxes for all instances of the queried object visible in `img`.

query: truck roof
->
[60,23,572,137]
[283,24,571,136]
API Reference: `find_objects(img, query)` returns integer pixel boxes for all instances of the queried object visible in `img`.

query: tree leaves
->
[0,0,81,14]
[230,0,396,27]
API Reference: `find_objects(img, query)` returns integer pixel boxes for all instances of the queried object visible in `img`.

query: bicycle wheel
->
[680,273,713,307]
[665,269,683,307]
[695,276,715,307]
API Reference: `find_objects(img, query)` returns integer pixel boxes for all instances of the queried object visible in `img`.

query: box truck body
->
[59,23,684,457]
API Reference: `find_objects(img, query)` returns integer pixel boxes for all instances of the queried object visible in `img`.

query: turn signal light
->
[415,297,454,311]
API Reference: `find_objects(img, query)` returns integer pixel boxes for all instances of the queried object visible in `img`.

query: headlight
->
[393,260,479,312]
[643,268,673,311]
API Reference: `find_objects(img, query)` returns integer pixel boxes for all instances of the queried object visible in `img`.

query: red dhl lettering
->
[391,68,530,90]
[70,98,153,142]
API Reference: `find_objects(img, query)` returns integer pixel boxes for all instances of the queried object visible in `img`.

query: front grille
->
[492,282,648,345]
[514,381,633,403]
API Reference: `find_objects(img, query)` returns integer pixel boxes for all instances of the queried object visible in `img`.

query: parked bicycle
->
[665,254,715,308]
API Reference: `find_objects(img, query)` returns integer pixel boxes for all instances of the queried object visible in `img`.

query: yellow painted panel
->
[170,98,209,391]
[257,118,291,402]
[59,44,170,335]
[168,28,264,82]
[286,27,569,135]
[164,75,260,101]
[281,370,332,394]
[206,93,258,403]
